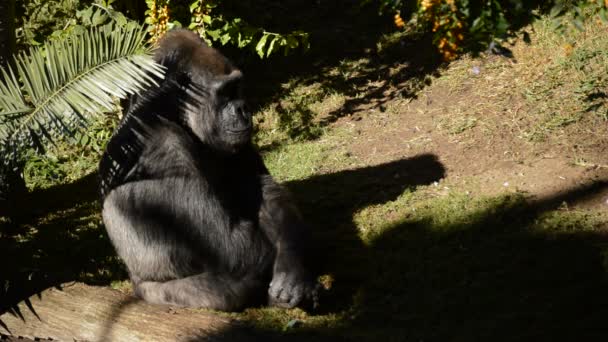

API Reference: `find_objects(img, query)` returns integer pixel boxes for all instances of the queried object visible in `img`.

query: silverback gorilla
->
[98,29,319,311]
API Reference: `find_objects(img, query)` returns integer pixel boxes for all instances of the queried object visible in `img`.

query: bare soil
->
[333,60,608,210]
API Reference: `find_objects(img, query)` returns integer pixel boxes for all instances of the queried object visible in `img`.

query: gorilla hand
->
[269,262,320,309]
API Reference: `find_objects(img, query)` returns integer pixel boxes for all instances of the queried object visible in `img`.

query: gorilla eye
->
[217,78,241,100]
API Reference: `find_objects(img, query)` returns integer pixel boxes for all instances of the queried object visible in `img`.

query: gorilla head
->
[155,30,252,153]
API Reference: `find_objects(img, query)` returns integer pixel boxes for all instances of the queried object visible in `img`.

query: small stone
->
[285,319,303,330]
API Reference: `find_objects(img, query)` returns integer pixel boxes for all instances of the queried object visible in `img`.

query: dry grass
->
[424,18,608,164]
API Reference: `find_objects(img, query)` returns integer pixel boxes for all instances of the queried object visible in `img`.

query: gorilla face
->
[213,73,252,150]
[154,29,253,154]
[180,63,252,154]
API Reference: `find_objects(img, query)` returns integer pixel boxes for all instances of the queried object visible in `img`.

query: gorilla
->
[98,29,319,311]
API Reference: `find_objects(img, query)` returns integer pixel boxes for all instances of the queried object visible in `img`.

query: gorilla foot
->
[134,274,262,311]
[268,272,321,310]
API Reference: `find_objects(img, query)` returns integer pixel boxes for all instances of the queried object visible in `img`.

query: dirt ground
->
[331,64,608,212]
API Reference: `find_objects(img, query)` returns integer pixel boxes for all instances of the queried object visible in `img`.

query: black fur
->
[98,29,318,311]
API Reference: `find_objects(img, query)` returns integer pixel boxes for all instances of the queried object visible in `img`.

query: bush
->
[144,0,310,58]
[381,0,608,60]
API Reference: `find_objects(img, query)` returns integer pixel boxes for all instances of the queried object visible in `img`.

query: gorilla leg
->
[102,180,266,311]
[258,175,319,308]
[135,273,264,311]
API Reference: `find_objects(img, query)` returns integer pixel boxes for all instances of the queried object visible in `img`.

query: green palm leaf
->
[0,22,165,157]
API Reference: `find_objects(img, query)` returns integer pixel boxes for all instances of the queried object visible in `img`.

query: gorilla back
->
[98,29,318,311]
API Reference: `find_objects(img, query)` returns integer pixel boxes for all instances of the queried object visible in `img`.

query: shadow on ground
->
[3,153,608,340]
[184,176,608,341]
[0,172,126,313]
[350,183,608,341]
[219,0,442,146]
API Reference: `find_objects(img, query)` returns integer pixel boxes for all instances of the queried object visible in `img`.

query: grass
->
[224,187,608,340]
[3,11,608,342]
[427,16,608,158]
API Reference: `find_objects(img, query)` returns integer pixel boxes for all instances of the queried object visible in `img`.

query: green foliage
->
[17,0,130,47]
[551,0,608,32]
[0,23,164,163]
[23,113,117,190]
[203,17,310,58]
[17,0,82,47]
[374,0,608,60]
[193,0,310,58]
[20,0,311,59]
[144,0,310,58]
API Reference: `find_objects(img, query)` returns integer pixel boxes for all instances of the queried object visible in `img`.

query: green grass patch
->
[223,190,608,340]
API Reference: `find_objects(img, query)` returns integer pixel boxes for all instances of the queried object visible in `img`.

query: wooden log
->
[0,283,256,341]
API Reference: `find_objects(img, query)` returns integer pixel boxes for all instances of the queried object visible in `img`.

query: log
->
[0,283,257,341]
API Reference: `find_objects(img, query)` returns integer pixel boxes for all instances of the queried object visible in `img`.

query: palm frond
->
[0,22,165,156]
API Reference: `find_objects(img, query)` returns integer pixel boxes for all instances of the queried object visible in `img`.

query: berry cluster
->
[146,0,170,44]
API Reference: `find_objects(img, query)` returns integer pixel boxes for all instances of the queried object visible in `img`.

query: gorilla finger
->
[269,285,283,300]
[275,300,295,309]
[311,289,320,309]
[268,274,285,297]
[288,291,303,308]
[306,282,321,309]
[278,287,292,302]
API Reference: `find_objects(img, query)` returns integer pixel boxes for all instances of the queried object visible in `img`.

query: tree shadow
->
[183,178,608,341]
[0,153,445,341]
[286,153,447,309]
[583,91,608,119]
[305,182,608,341]
[0,154,445,315]
[351,186,608,341]
[216,0,442,147]
[0,172,126,312]
[4,152,608,341]
[215,0,564,149]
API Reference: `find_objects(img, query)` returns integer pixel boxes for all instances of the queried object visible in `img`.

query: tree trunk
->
[0,0,16,66]
[0,283,260,341]
[0,160,27,218]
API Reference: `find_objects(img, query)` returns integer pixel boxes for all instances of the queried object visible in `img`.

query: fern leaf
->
[0,22,165,155]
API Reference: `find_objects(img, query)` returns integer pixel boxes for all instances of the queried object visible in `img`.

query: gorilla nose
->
[236,105,251,124]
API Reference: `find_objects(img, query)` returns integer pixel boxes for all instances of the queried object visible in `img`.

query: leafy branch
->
[145,0,310,58]
[204,17,310,58]
[0,22,165,161]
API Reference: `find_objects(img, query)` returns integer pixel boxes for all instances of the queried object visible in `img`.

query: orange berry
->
[394,13,405,28]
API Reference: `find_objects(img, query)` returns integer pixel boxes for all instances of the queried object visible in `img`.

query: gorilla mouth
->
[226,127,251,134]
